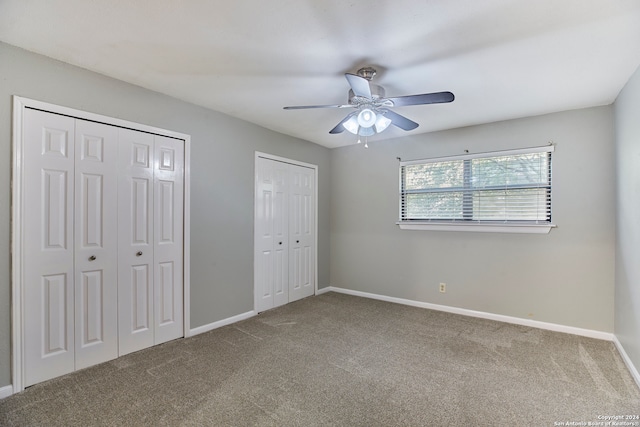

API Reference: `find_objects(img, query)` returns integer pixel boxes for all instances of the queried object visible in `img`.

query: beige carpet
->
[1,292,639,426]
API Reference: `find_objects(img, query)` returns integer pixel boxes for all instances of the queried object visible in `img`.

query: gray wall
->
[615,63,640,374]
[0,42,331,388]
[330,106,616,332]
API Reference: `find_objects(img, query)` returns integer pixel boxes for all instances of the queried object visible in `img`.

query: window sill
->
[396,221,556,234]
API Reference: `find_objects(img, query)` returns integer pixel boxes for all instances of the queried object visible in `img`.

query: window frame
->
[397,145,556,234]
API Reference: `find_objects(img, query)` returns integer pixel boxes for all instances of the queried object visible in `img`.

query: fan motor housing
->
[349,84,386,105]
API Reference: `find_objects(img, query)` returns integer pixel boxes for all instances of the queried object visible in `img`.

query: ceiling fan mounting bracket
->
[356,67,377,81]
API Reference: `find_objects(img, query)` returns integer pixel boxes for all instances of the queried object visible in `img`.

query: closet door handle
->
[278,242,282,245]
[136,251,143,257]
[296,240,299,243]
[89,255,96,261]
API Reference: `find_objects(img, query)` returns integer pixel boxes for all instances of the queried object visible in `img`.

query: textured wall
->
[0,42,331,388]
[330,107,616,332]
[615,63,640,376]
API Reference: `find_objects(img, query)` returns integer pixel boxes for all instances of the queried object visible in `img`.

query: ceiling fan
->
[284,67,454,137]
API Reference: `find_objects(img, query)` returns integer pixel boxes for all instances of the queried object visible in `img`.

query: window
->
[398,145,554,233]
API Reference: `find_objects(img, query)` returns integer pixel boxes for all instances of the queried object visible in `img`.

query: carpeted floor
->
[1,292,639,426]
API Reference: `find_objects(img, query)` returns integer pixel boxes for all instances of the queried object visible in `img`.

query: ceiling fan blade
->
[383,109,419,131]
[329,113,356,134]
[387,91,454,107]
[345,73,372,99]
[284,104,352,110]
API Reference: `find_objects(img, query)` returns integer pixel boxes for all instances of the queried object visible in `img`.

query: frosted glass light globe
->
[357,109,377,128]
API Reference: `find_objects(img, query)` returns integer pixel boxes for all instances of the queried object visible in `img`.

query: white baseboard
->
[189,310,256,337]
[613,336,640,389]
[0,384,13,400]
[316,286,332,295]
[186,286,345,337]
[324,286,614,341]
[188,287,332,337]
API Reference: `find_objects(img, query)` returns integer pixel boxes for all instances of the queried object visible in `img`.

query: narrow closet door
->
[255,158,275,312]
[153,136,184,344]
[118,129,155,356]
[23,109,76,387]
[74,120,119,369]
[271,161,290,308]
[288,164,315,302]
[255,157,289,312]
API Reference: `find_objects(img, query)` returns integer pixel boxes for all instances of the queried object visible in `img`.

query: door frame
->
[253,152,318,312]
[11,96,192,393]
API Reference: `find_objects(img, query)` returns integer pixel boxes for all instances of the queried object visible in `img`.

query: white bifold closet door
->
[22,108,184,387]
[118,130,184,356]
[255,157,315,313]
[74,119,119,370]
[23,110,119,385]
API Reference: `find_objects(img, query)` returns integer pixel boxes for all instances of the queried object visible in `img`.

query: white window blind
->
[399,146,554,226]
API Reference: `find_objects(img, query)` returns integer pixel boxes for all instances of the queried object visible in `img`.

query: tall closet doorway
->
[11,97,191,392]
[254,153,317,313]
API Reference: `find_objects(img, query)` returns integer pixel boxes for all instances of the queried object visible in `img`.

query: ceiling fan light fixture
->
[345,109,390,137]
[374,113,392,133]
[357,108,377,128]
[342,115,360,134]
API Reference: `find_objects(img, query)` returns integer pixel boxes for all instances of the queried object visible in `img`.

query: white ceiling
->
[1,1,640,149]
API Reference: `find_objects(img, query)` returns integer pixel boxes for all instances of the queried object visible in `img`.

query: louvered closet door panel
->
[153,136,184,344]
[23,109,76,387]
[118,128,155,356]
[288,164,315,302]
[74,120,119,369]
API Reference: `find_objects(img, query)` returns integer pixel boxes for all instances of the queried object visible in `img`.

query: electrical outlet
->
[439,283,446,293]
